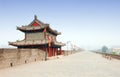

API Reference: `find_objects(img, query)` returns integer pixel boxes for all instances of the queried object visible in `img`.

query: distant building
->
[111,48,120,55]
[9,15,65,57]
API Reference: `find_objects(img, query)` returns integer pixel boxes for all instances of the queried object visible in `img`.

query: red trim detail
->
[31,21,40,26]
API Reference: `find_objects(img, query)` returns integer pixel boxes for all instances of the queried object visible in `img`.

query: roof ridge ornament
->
[34,15,37,20]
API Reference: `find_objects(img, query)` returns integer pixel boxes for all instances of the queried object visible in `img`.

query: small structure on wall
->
[9,15,65,57]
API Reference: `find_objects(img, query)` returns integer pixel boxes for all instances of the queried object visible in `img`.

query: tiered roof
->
[9,15,65,47]
[9,39,65,46]
[17,15,61,35]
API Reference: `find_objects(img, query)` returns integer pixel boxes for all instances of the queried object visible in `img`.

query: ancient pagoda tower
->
[9,15,65,57]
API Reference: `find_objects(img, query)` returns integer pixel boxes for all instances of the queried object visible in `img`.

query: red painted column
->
[47,47,48,57]
[49,47,53,57]
[57,48,59,55]
[50,47,52,57]
[51,48,53,56]
[48,47,50,57]
[52,48,53,56]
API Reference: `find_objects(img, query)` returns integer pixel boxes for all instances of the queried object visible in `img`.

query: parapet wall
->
[0,49,79,69]
[0,48,45,69]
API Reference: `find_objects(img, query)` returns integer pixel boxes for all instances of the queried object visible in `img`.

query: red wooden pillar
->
[51,48,53,56]
[54,48,56,56]
[47,47,48,57]
[49,47,54,57]
[48,47,51,57]
[57,48,59,55]
[50,47,53,56]
[50,47,52,57]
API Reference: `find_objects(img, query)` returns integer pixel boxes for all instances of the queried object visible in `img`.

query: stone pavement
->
[0,51,120,77]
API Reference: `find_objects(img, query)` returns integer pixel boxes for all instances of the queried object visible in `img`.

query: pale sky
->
[0,0,120,50]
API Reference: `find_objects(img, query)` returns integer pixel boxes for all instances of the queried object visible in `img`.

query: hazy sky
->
[0,0,120,50]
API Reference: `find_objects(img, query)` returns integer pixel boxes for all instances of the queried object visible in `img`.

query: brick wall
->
[0,48,45,69]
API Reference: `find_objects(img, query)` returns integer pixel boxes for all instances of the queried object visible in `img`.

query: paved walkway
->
[0,51,120,77]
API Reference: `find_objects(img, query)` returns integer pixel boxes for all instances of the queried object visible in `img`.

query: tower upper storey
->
[17,15,61,36]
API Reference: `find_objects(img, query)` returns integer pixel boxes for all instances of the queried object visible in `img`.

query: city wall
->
[0,49,79,69]
[0,48,45,69]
